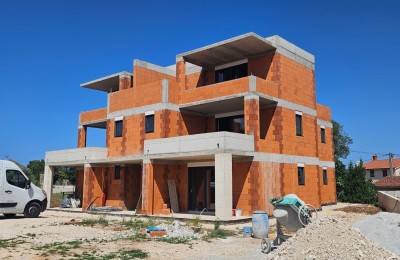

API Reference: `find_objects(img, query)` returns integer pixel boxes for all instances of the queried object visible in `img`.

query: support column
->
[119,73,132,90]
[43,165,54,209]
[215,153,233,220]
[141,159,154,215]
[77,126,87,148]
[176,57,186,92]
[82,163,94,211]
[244,95,260,151]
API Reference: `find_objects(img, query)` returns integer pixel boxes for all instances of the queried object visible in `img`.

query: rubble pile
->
[268,217,397,259]
[156,220,200,239]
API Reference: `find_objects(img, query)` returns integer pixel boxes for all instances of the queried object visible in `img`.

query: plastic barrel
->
[252,210,269,238]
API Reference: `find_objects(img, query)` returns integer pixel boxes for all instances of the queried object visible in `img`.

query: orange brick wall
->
[109,81,163,112]
[152,164,188,214]
[275,54,316,109]
[133,66,175,87]
[281,163,321,208]
[248,53,275,82]
[82,166,106,211]
[107,115,144,157]
[320,167,336,204]
[258,107,318,157]
[80,108,107,124]
[316,104,331,122]
[180,77,249,104]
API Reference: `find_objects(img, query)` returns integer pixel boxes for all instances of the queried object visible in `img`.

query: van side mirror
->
[25,179,31,189]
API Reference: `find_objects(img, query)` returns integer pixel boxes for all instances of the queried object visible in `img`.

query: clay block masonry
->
[44,33,335,220]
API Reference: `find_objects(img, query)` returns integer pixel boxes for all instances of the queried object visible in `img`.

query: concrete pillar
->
[77,126,87,148]
[176,58,186,92]
[244,95,260,150]
[43,165,54,209]
[119,73,132,90]
[82,163,94,211]
[141,159,154,215]
[215,153,233,220]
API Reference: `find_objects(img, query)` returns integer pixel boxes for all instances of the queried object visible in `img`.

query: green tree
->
[332,120,353,160]
[27,160,45,186]
[337,162,377,204]
[53,166,77,185]
[333,120,377,204]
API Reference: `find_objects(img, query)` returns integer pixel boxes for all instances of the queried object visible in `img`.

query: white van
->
[0,160,47,218]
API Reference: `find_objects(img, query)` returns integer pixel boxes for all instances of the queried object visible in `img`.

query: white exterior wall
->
[365,168,400,182]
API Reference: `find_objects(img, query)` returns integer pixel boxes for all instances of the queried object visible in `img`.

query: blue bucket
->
[243,226,252,237]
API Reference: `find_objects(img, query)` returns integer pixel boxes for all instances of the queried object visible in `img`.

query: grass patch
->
[81,216,109,227]
[0,238,26,249]
[187,216,202,228]
[204,220,236,240]
[156,237,191,244]
[35,240,83,257]
[72,249,148,260]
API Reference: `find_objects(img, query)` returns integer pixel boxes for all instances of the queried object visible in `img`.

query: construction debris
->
[156,220,200,239]
[267,217,397,259]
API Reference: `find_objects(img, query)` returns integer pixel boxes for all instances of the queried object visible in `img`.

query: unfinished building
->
[44,33,335,220]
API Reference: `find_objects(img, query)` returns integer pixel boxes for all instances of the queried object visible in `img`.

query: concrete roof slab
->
[80,71,132,92]
[177,33,276,68]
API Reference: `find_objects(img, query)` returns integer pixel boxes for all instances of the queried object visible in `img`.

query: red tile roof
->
[374,176,400,189]
[363,158,400,170]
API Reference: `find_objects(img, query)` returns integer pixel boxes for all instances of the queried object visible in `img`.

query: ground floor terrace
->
[44,150,336,221]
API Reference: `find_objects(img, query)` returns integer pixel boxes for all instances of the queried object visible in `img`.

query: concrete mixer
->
[261,194,317,254]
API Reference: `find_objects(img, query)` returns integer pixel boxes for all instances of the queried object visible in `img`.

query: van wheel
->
[3,214,16,218]
[24,202,41,218]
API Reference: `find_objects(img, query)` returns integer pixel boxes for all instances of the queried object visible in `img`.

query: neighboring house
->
[364,155,400,182]
[44,33,335,220]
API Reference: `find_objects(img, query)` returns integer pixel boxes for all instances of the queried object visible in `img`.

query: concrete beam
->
[215,153,233,220]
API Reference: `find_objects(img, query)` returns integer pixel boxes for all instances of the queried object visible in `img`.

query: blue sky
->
[0,1,399,165]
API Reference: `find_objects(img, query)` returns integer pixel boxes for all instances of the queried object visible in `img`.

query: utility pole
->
[389,153,394,176]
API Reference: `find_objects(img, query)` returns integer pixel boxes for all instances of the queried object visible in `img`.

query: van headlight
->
[42,189,47,196]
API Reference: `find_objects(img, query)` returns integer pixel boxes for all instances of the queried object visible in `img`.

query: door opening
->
[188,167,215,212]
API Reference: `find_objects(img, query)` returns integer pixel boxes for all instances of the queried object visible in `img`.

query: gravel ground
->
[267,217,398,260]
[0,204,393,259]
[354,212,400,257]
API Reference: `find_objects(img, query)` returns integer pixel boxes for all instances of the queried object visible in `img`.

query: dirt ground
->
[0,203,375,259]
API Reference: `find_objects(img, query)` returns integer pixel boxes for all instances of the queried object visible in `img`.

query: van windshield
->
[6,169,27,189]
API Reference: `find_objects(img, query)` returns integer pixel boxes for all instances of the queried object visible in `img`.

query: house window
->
[145,114,154,133]
[215,63,248,83]
[321,127,326,143]
[323,169,328,185]
[370,170,375,178]
[114,119,123,137]
[298,166,305,185]
[296,113,303,136]
[216,115,244,134]
[383,169,388,177]
[114,166,121,180]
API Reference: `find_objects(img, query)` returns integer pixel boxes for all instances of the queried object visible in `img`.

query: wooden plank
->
[168,179,179,213]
